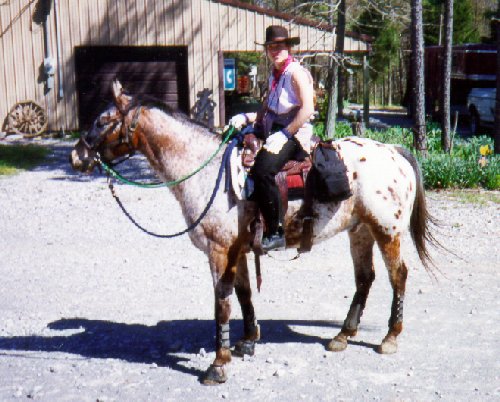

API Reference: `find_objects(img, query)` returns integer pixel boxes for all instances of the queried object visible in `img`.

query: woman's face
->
[266,42,290,67]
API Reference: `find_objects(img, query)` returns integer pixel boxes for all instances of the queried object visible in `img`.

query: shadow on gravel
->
[0,318,378,379]
[1,140,158,183]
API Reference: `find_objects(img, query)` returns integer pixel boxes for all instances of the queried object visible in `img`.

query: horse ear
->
[111,79,132,112]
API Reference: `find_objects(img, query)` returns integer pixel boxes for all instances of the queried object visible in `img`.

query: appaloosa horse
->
[70,80,437,384]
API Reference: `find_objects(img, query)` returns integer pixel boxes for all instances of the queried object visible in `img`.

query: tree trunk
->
[325,0,339,139]
[363,55,370,127]
[336,0,346,118]
[399,50,405,103]
[441,0,453,153]
[388,65,393,106]
[325,59,339,139]
[495,7,500,154]
[411,0,428,156]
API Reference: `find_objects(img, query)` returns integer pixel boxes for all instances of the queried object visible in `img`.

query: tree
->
[352,1,409,106]
[336,0,346,117]
[325,0,340,138]
[423,0,481,45]
[411,0,428,156]
[440,0,453,152]
[495,7,500,154]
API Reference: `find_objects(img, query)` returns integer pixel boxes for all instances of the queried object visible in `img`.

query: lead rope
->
[106,129,243,239]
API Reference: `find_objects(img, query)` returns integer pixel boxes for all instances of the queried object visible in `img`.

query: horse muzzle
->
[70,139,98,173]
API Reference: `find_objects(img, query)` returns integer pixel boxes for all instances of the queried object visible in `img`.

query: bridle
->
[81,104,144,163]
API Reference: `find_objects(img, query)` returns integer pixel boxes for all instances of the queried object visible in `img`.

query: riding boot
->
[262,225,285,251]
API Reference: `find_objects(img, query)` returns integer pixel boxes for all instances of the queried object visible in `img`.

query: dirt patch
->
[0,140,498,400]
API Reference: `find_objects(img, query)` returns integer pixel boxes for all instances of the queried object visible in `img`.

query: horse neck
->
[137,108,221,185]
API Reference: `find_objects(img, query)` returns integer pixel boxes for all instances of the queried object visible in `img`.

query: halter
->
[83,104,143,158]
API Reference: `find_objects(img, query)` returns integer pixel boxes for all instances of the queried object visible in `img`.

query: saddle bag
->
[309,142,352,203]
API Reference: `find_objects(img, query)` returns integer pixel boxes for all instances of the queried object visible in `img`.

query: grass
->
[0,144,50,175]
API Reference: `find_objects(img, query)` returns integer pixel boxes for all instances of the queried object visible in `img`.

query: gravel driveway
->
[0,138,498,401]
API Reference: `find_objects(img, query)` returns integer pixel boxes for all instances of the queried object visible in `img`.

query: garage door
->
[75,46,189,130]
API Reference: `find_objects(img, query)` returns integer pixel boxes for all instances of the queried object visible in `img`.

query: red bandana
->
[271,55,294,90]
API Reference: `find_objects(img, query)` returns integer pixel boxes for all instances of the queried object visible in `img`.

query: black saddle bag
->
[308,142,352,203]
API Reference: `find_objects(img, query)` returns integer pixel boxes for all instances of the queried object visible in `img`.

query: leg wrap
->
[389,293,404,327]
[217,323,230,349]
[343,291,368,332]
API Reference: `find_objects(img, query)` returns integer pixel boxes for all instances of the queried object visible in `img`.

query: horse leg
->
[376,234,408,354]
[327,224,375,352]
[233,254,260,357]
[202,245,239,385]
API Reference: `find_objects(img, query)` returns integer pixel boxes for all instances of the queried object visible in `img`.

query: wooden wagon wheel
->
[7,100,48,138]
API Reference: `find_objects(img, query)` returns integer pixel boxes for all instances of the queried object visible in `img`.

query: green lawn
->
[0,144,50,175]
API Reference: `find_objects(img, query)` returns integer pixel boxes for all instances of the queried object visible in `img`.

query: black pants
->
[250,138,300,235]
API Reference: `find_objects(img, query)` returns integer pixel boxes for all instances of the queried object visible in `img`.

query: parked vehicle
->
[467,88,496,135]
[422,44,496,119]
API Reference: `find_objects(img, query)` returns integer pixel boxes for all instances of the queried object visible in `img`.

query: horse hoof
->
[202,364,227,385]
[326,336,348,352]
[232,340,255,357]
[377,337,398,354]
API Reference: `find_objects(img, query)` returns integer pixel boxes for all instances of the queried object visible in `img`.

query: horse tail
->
[395,146,439,271]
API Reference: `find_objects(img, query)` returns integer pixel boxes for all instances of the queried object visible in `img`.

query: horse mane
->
[129,95,215,132]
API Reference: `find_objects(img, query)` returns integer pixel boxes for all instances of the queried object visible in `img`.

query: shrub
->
[312,121,499,190]
[420,154,498,189]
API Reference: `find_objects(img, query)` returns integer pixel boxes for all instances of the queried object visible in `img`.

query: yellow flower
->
[479,145,493,156]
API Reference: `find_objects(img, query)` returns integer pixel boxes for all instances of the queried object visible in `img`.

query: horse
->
[70,80,437,385]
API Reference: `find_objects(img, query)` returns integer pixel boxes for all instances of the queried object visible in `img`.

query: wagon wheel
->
[7,100,48,138]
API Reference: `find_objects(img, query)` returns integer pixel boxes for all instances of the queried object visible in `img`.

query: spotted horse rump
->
[70,80,438,385]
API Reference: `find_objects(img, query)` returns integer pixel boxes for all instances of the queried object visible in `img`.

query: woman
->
[229,25,315,252]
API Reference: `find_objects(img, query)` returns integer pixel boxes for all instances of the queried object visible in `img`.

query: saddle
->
[241,133,312,211]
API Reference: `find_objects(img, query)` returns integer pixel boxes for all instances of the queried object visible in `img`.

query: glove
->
[228,113,249,129]
[263,129,292,154]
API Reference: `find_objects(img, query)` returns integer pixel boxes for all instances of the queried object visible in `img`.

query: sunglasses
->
[266,42,288,51]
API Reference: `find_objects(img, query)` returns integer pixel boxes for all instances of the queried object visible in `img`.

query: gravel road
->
[0,138,498,401]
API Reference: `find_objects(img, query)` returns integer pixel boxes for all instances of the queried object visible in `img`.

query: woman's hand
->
[228,113,257,129]
[228,113,248,129]
[263,130,291,154]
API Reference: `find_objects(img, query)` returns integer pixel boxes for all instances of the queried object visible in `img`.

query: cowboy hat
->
[256,25,300,46]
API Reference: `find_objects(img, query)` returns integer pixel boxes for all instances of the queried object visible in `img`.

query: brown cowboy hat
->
[256,25,300,46]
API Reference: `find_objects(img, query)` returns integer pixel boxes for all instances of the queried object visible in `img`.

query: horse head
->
[70,80,141,173]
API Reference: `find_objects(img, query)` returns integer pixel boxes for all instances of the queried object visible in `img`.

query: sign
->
[224,58,236,91]
[238,75,250,94]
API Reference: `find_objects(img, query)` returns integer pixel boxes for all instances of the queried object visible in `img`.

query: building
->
[0,0,369,131]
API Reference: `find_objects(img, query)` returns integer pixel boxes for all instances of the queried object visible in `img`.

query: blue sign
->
[224,58,236,91]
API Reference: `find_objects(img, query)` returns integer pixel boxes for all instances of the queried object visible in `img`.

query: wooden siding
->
[0,0,368,130]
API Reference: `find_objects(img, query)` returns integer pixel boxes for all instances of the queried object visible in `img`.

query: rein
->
[105,126,245,238]
[98,126,236,188]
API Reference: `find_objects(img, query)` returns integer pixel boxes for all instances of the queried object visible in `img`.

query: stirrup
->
[262,233,286,252]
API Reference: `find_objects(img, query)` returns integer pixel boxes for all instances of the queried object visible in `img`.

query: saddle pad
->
[287,174,304,189]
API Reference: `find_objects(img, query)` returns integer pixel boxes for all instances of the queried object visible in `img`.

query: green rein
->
[99,126,235,188]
